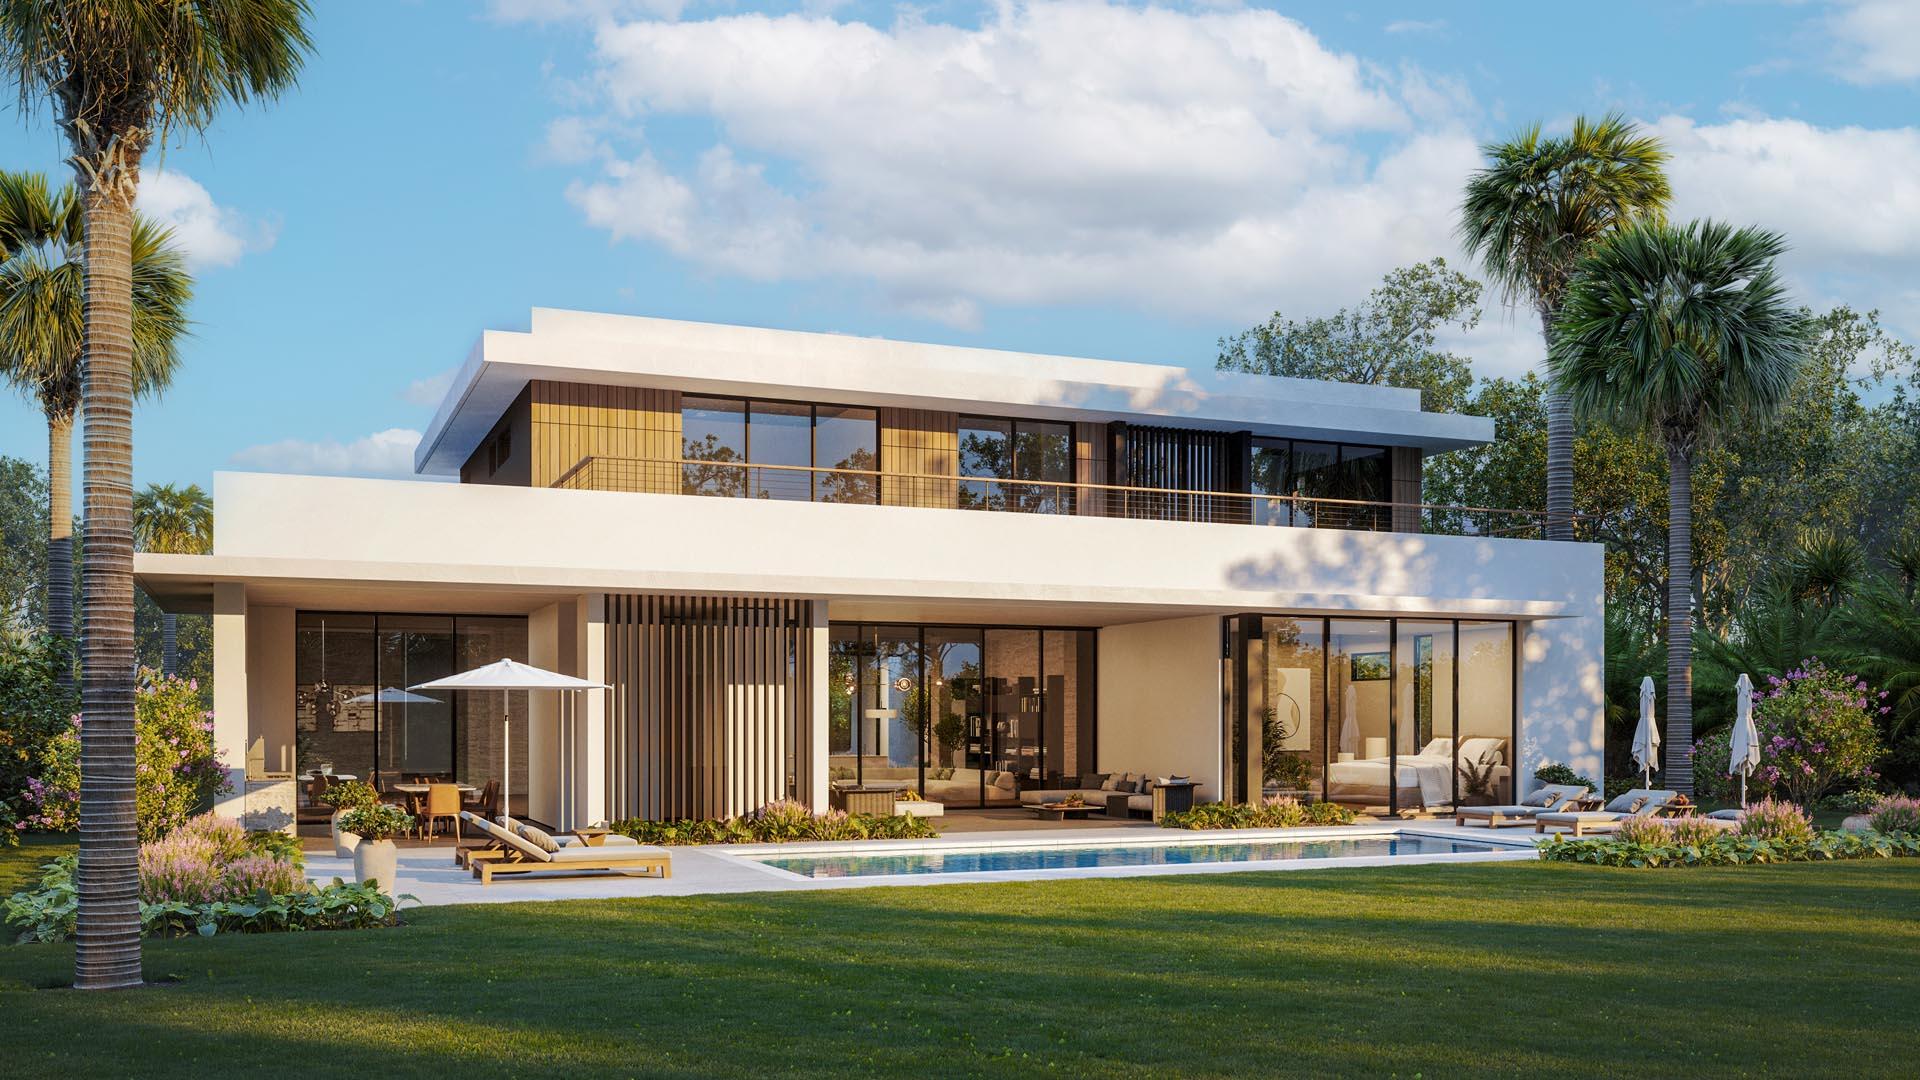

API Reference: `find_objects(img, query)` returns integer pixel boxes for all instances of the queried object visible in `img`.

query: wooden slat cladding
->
[879,407,958,509]
[603,594,816,821]
[528,381,681,490]
[1109,422,1243,522]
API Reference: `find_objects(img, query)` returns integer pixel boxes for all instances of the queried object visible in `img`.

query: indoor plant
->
[337,803,413,887]
[319,780,380,857]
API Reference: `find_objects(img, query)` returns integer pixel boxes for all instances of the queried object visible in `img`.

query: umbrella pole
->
[502,688,511,824]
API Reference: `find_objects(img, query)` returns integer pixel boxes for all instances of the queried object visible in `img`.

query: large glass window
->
[680,396,878,503]
[829,622,1094,808]
[1234,614,1516,814]
[959,416,1075,514]
[1250,438,1390,530]
[296,613,528,807]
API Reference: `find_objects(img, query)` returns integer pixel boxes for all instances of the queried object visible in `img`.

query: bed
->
[1324,737,1510,810]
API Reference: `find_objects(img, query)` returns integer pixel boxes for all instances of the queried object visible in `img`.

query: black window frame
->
[678,394,881,504]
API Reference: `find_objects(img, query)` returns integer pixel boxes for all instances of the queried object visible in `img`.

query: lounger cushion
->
[547,844,671,864]
[1527,789,1561,807]
[1457,804,1537,818]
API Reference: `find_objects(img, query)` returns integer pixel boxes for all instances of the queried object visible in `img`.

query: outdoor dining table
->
[388,783,478,795]
[297,772,358,782]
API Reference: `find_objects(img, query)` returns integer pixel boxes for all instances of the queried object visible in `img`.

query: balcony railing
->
[551,455,1575,539]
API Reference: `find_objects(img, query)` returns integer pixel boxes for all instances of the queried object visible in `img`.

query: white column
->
[210,583,248,819]
[526,602,562,826]
[808,600,830,813]
[577,593,609,828]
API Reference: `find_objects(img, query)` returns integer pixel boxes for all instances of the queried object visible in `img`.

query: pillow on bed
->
[1419,738,1454,759]
[1457,737,1505,765]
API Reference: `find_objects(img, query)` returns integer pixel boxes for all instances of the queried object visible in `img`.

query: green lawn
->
[1,839,1916,1077]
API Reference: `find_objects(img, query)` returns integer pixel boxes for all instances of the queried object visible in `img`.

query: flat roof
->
[415,309,1496,475]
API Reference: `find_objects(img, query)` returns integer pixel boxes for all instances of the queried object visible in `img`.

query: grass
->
[0,833,72,894]
[1,839,1916,1079]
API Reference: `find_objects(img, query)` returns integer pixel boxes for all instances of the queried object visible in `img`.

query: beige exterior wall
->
[1096,615,1224,800]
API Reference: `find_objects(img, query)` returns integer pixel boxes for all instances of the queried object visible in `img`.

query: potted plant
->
[1458,759,1499,807]
[319,779,380,857]
[338,803,413,887]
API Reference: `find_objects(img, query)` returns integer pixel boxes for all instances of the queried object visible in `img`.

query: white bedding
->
[1327,753,1455,806]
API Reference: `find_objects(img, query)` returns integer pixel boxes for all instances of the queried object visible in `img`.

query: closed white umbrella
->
[1632,676,1660,786]
[411,658,607,824]
[1339,684,1359,756]
[1730,672,1760,808]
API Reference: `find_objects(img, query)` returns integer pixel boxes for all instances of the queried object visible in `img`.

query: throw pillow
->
[515,822,560,853]
[1099,774,1119,791]
[1528,789,1560,808]
[1113,779,1137,793]
[1625,796,1649,815]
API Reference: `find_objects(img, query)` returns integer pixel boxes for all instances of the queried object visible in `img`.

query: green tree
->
[1550,220,1813,795]
[0,455,48,630]
[131,482,209,676]
[1459,114,1671,541]
[1217,258,1480,413]
[0,0,312,990]
[0,171,191,678]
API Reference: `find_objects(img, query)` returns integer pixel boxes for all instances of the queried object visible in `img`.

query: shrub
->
[2,854,77,943]
[1817,788,1885,814]
[317,779,379,812]
[1665,817,1728,846]
[337,803,413,842]
[138,832,227,905]
[1869,795,1920,836]
[222,853,308,898]
[1739,797,1816,845]
[1533,762,1596,792]
[245,828,304,867]
[1614,816,1673,846]
[0,633,76,846]
[1693,660,1886,807]
[1538,828,1920,868]
[23,668,228,841]
[609,803,939,846]
[1160,798,1358,831]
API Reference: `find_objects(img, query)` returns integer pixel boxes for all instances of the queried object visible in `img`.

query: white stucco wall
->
[1097,615,1224,801]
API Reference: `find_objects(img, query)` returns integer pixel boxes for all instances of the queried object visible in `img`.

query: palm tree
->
[131,482,210,675]
[1550,220,1812,795]
[0,1,311,990]
[0,171,191,681]
[1458,114,1671,541]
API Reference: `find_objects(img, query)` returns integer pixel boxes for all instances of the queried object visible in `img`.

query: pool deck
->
[306,820,1542,907]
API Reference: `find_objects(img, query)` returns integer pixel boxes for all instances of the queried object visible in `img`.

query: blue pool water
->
[751,834,1512,879]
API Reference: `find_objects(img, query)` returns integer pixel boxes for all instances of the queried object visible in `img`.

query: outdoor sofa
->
[459,812,672,884]
[1453,783,1591,828]
[1020,772,1200,817]
[1533,789,1679,835]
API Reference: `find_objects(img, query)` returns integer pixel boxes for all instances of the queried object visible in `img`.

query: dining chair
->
[463,779,500,821]
[422,783,463,841]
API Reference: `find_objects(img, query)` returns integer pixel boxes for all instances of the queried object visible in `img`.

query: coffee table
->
[1026,802,1094,821]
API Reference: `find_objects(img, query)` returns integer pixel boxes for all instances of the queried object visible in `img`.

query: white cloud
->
[1825,0,1920,85]
[229,428,426,479]
[556,3,1477,330]
[400,369,456,408]
[135,170,276,269]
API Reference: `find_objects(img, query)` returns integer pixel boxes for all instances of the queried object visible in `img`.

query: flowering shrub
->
[0,633,77,846]
[1161,796,1358,830]
[1737,798,1816,845]
[222,853,309,897]
[23,669,228,841]
[1610,816,1731,848]
[137,814,300,905]
[1869,795,1920,836]
[138,834,227,905]
[612,803,939,845]
[1691,661,1886,807]
[1614,816,1673,846]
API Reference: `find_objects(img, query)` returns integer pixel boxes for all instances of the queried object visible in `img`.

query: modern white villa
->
[135,310,1605,833]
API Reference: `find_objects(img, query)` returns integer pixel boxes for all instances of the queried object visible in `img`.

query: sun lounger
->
[1534,788,1678,835]
[455,812,642,866]
[463,814,672,883]
[1454,784,1591,828]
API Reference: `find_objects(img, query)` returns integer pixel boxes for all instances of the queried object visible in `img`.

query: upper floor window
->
[681,396,877,503]
[958,417,1074,514]
[1251,438,1389,530]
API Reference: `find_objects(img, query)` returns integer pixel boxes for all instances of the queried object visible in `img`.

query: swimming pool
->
[749,833,1516,879]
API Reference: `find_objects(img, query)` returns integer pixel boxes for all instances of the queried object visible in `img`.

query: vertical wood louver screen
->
[1109,423,1247,522]
[603,595,816,822]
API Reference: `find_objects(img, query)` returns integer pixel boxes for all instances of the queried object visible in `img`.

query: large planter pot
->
[330,807,360,857]
[352,838,398,888]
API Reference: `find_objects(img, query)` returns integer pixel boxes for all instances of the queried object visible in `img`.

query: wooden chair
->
[297,774,336,826]
[420,783,462,841]
[462,779,500,821]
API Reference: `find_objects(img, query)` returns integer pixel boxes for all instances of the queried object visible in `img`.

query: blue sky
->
[3,0,1917,491]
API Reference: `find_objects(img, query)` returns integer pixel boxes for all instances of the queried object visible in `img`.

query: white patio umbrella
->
[410,658,607,823]
[1339,684,1359,756]
[1632,675,1660,786]
[1730,672,1761,808]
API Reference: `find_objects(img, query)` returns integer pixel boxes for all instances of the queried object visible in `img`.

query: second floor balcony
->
[551,455,1569,540]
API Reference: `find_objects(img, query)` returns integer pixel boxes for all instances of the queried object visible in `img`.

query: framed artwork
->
[1350,652,1390,682]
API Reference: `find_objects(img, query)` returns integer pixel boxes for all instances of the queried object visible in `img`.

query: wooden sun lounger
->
[1454,784,1590,828]
[467,814,672,884]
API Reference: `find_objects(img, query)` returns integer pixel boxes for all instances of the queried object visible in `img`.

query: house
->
[136,309,1605,832]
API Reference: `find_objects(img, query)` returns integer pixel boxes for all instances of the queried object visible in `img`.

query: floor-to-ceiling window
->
[295,613,528,800]
[1229,614,1516,813]
[1250,438,1391,530]
[681,395,879,503]
[828,622,1095,808]
[958,417,1075,515]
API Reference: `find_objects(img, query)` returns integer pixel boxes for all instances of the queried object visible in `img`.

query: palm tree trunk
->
[1541,309,1574,541]
[73,193,142,991]
[1664,440,1695,796]
[161,614,178,677]
[46,413,74,684]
